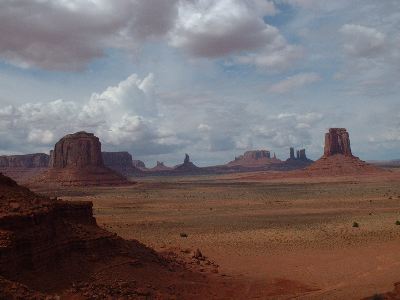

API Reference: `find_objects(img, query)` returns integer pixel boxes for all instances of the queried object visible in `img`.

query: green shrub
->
[395,220,400,225]
[352,222,359,228]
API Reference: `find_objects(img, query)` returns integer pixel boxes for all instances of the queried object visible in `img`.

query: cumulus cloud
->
[169,0,302,69]
[169,0,278,57]
[252,112,324,149]
[269,72,321,93]
[0,73,183,155]
[340,24,386,57]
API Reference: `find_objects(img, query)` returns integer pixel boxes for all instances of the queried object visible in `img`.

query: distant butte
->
[174,154,200,172]
[305,128,380,175]
[0,153,49,183]
[324,128,352,157]
[149,161,173,171]
[228,150,281,167]
[102,151,143,176]
[31,131,129,186]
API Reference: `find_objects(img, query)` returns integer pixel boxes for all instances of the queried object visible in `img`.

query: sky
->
[0,0,399,167]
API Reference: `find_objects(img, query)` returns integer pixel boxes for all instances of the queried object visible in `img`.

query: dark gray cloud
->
[0,0,179,70]
[0,0,299,70]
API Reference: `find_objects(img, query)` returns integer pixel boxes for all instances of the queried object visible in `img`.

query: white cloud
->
[340,24,386,57]
[27,129,54,145]
[269,72,321,93]
[168,0,302,70]
[82,73,157,122]
[0,73,184,156]
[169,0,278,58]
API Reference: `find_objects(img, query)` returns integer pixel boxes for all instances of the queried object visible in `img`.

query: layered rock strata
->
[31,132,128,186]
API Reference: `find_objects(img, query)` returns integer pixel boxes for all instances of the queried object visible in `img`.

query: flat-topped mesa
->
[228,150,281,168]
[324,128,352,157]
[102,151,133,168]
[0,153,49,168]
[243,150,271,160]
[29,132,129,186]
[0,153,50,183]
[52,131,103,169]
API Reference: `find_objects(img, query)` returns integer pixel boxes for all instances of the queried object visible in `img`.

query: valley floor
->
[39,170,400,299]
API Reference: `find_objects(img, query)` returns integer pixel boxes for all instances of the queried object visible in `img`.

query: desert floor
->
[39,170,400,299]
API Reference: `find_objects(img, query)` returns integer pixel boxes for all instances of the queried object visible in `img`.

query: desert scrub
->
[352,222,359,228]
[395,220,400,225]
[180,232,188,238]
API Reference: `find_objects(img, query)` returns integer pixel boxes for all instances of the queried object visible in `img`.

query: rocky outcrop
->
[324,128,352,157]
[306,128,380,175]
[286,148,311,162]
[174,154,200,172]
[284,147,313,169]
[150,161,173,171]
[52,132,103,168]
[101,151,144,175]
[228,150,280,167]
[133,159,146,169]
[299,149,307,160]
[290,148,295,160]
[102,151,133,168]
[31,132,129,186]
[0,153,50,183]
[0,153,49,168]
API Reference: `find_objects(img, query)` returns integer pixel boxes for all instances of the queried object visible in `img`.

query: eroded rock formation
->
[31,132,128,186]
[306,128,380,175]
[0,153,50,183]
[175,154,199,172]
[324,128,352,157]
[150,161,173,171]
[102,151,132,168]
[0,153,49,168]
[228,150,280,167]
[287,148,310,162]
[52,132,103,168]
[133,159,146,169]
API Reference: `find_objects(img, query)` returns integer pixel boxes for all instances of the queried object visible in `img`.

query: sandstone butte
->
[31,131,129,186]
[174,154,199,171]
[228,150,281,167]
[102,151,144,176]
[305,128,380,175]
[0,153,49,183]
[149,161,173,171]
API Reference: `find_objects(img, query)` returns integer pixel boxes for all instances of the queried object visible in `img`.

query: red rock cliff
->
[324,128,352,157]
[52,131,103,168]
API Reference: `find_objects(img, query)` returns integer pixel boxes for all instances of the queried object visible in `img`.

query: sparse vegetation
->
[180,232,188,238]
[352,222,359,228]
[395,220,400,225]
